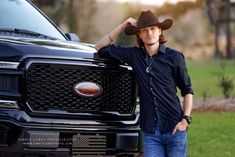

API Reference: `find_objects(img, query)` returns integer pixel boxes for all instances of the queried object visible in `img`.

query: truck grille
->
[26,62,136,115]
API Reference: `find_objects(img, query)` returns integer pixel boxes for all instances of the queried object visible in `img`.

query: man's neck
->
[145,42,159,57]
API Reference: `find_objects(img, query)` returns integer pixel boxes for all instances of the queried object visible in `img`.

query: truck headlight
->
[0,61,19,69]
[0,100,19,109]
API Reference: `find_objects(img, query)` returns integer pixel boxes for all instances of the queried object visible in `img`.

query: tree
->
[76,0,97,43]
[205,0,234,59]
[115,2,141,46]
[31,0,98,42]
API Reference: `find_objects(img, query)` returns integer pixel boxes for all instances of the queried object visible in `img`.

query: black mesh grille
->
[0,125,8,146]
[26,62,136,115]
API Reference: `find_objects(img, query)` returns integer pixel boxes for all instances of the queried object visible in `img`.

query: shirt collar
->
[158,44,166,54]
[141,44,166,58]
[141,44,166,57]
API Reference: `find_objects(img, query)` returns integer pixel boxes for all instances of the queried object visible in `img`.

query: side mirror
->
[65,33,80,42]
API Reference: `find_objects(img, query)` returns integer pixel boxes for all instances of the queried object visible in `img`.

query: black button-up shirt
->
[99,44,193,134]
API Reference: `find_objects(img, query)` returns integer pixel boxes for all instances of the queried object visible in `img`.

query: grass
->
[175,59,235,156]
[187,112,235,157]
[185,59,235,98]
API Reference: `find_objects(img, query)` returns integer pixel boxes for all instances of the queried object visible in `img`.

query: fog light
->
[0,100,19,109]
[116,133,139,150]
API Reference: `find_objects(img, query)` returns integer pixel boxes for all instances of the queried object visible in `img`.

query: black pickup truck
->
[0,0,141,157]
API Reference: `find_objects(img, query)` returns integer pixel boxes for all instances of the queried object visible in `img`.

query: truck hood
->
[0,37,103,62]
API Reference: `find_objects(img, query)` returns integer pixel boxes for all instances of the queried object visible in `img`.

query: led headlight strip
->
[0,100,19,109]
[0,61,19,69]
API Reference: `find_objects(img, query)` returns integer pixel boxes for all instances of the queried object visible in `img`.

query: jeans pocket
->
[177,128,187,132]
[174,130,187,142]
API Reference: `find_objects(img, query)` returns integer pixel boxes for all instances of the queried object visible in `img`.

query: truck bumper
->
[0,111,142,157]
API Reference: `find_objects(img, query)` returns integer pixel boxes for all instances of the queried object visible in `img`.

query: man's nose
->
[147,29,152,35]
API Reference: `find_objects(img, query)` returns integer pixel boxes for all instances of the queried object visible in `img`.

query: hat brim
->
[124,25,139,35]
[124,18,173,35]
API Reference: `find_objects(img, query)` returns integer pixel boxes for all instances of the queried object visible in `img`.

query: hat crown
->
[124,10,173,35]
[137,10,159,28]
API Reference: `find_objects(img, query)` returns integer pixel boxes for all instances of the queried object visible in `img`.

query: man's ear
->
[137,32,141,39]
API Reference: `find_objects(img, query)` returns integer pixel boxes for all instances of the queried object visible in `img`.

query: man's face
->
[138,25,161,46]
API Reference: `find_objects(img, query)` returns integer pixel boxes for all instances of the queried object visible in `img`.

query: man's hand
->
[95,17,137,51]
[172,119,188,134]
[121,17,137,30]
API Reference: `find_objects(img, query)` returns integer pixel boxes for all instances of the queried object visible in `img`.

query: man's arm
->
[182,93,193,117]
[95,18,136,51]
[172,93,193,134]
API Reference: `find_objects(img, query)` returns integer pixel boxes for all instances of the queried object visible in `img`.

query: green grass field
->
[187,112,235,157]
[175,59,235,156]
[186,59,235,98]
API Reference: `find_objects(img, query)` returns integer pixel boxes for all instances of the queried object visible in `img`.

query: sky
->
[97,0,196,6]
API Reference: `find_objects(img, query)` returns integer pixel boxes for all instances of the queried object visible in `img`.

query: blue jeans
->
[142,123,187,157]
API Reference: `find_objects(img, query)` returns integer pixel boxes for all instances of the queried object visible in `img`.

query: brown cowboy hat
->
[124,10,173,35]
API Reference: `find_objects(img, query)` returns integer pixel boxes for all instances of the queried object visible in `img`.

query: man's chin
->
[146,43,155,46]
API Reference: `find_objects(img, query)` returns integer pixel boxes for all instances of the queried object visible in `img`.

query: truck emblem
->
[73,82,103,97]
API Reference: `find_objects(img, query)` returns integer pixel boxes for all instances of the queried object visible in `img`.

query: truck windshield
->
[0,0,66,41]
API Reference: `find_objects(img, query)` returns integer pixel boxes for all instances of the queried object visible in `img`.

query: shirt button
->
[150,88,153,90]
[155,107,158,110]
[150,77,153,80]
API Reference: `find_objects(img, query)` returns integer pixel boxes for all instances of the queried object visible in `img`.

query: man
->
[95,10,193,157]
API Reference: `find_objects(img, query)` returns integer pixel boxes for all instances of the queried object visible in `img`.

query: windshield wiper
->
[0,28,58,40]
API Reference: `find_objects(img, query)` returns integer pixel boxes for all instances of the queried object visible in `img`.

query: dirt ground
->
[192,98,235,112]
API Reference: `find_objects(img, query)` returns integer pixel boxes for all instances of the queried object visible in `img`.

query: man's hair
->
[136,33,166,47]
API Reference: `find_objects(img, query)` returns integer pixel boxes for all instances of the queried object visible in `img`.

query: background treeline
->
[32,0,235,60]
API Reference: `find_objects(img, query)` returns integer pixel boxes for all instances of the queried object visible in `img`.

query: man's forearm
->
[95,18,137,51]
[95,24,123,51]
[182,93,193,116]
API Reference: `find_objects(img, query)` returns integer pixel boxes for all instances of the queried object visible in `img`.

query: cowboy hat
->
[124,10,173,35]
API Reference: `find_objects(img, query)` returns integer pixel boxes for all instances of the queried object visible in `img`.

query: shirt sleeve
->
[175,53,194,96]
[98,44,134,66]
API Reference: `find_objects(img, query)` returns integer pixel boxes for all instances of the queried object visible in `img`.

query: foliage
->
[218,63,234,98]
[205,0,234,59]
[187,59,235,98]
[32,0,98,42]
[115,3,141,46]
[32,0,233,59]
[31,0,55,6]
[156,0,203,18]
